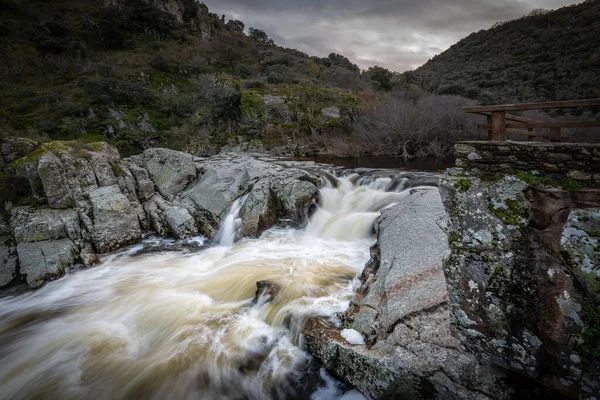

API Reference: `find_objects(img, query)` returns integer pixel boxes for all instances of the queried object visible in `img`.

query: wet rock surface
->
[181,154,320,238]
[0,140,323,289]
[88,186,143,253]
[304,189,510,399]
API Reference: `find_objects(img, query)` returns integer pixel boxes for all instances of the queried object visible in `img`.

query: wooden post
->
[528,128,535,142]
[550,127,561,142]
[491,111,506,141]
[486,115,493,140]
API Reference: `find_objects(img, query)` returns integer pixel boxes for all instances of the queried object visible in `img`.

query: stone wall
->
[455,141,600,183]
[439,141,600,399]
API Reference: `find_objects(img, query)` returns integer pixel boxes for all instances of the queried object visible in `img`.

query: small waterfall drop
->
[0,169,437,400]
[215,194,248,247]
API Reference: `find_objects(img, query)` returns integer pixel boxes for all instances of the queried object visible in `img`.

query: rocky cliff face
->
[142,0,225,38]
[439,142,600,399]
[0,138,320,290]
[104,0,239,39]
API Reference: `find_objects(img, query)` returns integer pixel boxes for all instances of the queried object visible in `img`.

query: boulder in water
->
[304,189,509,399]
[182,154,320,239]
[253,280,281,304]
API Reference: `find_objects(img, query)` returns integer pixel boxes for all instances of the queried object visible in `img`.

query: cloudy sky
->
[202,0,582,72]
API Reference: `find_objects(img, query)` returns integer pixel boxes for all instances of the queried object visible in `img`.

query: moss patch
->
[579,300,600,365]
[488,265,512,297]
[512,170,600,192]
[490,198,525,227]
[454,178,473,193]
[110,163,123,177]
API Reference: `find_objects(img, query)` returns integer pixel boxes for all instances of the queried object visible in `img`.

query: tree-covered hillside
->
[410,0,600,104]
[6,0,596,161]
[0,0,372,155]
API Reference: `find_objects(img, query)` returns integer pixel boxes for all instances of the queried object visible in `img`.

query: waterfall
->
[0,170,437,400]
[214,194,248,247]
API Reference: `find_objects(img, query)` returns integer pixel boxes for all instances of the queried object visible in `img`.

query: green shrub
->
[78,77,152,105]
[148,55,170,72]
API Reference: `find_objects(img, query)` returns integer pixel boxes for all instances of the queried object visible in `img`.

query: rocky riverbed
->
[0,138,598,399]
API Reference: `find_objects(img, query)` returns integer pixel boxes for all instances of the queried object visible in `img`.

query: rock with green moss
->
[562,209,600,296]
[88,186,142,253]
[0,137,37,168]
[561,208,600,396]
[304,189,510,399]
[9,141,123,209]
[440,166,599,398]
[10,207,81,244]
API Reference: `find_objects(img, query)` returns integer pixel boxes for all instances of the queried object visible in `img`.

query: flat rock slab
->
[11,207,80,244]
[17,239,77,289]
[351,188,449,335]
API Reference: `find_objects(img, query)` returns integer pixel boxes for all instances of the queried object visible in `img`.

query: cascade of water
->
[214,194,248,247]
[0,170,437,400]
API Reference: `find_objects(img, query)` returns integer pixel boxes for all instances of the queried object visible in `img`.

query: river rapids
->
[0,169,437,400]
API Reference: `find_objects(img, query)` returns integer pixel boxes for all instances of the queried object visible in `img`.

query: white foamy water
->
[0,174,435,400]
[215,194,248,247]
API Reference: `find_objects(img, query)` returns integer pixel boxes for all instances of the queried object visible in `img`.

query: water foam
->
[0,172,435,399]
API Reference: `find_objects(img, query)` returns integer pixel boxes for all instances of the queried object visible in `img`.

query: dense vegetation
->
[0,0,596,160]
[410,0,600,104]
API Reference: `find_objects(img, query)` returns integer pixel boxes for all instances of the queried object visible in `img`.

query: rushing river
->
[0,170,436,400]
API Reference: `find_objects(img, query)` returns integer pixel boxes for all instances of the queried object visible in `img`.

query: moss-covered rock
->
[440,166,600,398]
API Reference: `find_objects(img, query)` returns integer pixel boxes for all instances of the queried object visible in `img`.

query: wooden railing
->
[463,99,600,142]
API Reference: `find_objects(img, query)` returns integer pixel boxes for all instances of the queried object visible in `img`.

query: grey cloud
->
[202,0,582,71]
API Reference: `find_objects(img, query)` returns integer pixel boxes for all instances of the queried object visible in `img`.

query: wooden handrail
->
[477,112,541,125]
[478,121,600,129]
[505,128,546,137]
[464,98,600,142]
[463,99,600,113]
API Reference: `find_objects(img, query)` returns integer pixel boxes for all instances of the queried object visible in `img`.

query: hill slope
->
[411,0,600,104]
[0,0,365,155]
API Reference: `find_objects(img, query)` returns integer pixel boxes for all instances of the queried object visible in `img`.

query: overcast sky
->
[201,0,582,72]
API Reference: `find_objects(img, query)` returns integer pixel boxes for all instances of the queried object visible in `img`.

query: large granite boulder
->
[137,148,198,200]
[3,142,321,289]
[439,167,600,399]
[304,189,508,399]
[89,186,142,253]
[11,141,123,209]
[17,239,78,289]
[182,154,319,238]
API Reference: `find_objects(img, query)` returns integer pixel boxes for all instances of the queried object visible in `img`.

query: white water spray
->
[215,194,248,246]
[0,172,437,400]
